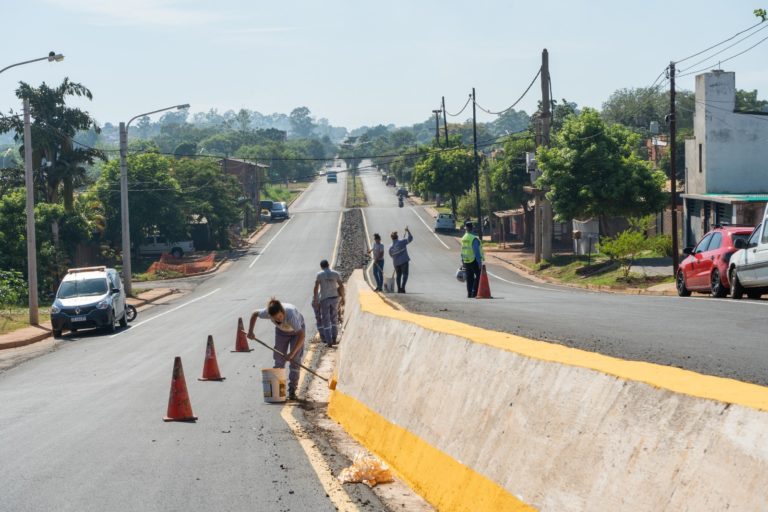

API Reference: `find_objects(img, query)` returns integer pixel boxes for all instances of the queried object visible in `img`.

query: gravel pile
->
[334,207,369,282]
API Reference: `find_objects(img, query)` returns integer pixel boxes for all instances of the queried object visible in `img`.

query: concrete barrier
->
[329,270,768,511]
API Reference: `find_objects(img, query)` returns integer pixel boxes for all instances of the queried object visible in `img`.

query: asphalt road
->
[0,168,378,511]
[359,168,768,386]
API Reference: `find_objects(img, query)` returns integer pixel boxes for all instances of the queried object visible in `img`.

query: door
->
[740,225,762,285]
[696,231,721,288]
[753,223,768,285]
[687,233,712,288]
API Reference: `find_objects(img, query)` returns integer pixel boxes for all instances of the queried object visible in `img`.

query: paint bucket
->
[261,368,286,403]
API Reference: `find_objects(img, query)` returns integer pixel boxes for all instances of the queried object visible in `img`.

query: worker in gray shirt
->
[389,227,413,293]
[313,259,344,347]
[367,233,385,291]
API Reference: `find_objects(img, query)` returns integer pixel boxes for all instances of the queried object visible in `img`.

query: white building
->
[682,70,768,246]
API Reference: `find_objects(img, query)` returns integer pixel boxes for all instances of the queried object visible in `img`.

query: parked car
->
[677,225,754,297]
[138,235,194,259]
[270,201,289,220]
[326,171,338,183]
[50,266,127,337]
[386,176,396,187]
[434,213,456,232]
[728,211,768,299]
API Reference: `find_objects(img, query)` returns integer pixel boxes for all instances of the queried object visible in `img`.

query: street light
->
[1,51,65,325]
[119,104,189,296]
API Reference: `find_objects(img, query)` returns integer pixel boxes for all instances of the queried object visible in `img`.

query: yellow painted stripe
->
[359,290,768,412]
[328,390,536,512]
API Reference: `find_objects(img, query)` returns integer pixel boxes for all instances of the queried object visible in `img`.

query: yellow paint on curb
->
[358,289,768,412]
[328,390,536,512]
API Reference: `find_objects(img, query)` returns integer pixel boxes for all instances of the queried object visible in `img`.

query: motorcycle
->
[398,197,404,208]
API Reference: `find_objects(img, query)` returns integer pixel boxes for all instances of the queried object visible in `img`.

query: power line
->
[473,68,542,116]
[677,32,768,78]
[678,22,768,73]
[444,95,472,117]
[674,19,766,64]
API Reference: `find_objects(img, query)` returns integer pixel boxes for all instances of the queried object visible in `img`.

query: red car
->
[677,225,754,297]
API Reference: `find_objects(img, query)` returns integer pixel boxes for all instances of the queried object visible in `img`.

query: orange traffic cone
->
[164,356,198,422]
[476,265,492,299]
[199,335,225,381]
[231,317,253,352]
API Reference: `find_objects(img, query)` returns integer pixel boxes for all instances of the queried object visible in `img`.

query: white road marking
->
[331,211,343,268]
[110,288,221,338]
[486,270,561,291]
[410,206,450,249]
[249,218,293,269]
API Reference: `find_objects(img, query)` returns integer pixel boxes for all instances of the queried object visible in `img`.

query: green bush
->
[648,234,673,257]
[0,270,27,311]
[599,230,649,278]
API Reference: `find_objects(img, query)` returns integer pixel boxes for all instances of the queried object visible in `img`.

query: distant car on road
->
[434,213,456,232]
[138,235,194,259]
[677,225,753,297]
[729,211,768,299]
[270,201,289,220]
[386,176,396,187]
[326,171,338,183]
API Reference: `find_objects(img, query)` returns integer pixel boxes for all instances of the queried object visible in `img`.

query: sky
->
[1,0,766,130]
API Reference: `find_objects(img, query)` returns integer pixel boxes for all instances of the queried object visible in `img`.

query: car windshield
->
[57,278,108,299]
[272,204,285,211]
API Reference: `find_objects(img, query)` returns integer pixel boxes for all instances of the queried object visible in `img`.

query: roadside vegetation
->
[346,175,368,208]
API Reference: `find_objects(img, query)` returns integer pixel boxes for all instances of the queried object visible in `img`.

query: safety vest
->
[461,232,484,263]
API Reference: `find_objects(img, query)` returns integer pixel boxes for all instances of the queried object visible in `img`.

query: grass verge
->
[0,309,52,335]
[346,175,368,207]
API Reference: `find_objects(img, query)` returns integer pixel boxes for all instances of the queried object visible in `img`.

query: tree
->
[736,89,768,111]
[235,109,252,132]
[601,87,693,134]
[289,107,314,138]
[412,147,475,218]
[0,79,105,211]
[94,153,186,255]
[537,108,667,235]
[174,158,242,249]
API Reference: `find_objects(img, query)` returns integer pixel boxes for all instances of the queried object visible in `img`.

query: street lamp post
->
[119,104,189,297]
[1,51,65,325]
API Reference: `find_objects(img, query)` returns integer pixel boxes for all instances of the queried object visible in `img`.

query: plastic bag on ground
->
[338,452,394,488]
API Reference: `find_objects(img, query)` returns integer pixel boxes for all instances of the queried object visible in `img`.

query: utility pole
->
[668,61,680,274]
[472,88,482,237]
[540,49,553,261]
[432,109,442,147]
[23,99,38,325]
[441,97,449,146]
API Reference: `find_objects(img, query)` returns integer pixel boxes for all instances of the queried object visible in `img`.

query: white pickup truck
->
[728,207,768,299]
[138,235,194,259]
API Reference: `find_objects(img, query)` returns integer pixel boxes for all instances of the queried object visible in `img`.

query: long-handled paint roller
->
[249,334,337,390]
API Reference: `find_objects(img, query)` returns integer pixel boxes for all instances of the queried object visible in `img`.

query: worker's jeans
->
[273,324,305,393]
[464,260,481,297]
[372,260,384,290]
[395,262,409,292]
[319,296,339,345]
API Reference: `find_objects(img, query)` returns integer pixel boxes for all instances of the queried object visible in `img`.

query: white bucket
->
[261,368,286,403]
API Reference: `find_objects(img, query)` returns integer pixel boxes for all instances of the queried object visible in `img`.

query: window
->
[749,224,762,247]
[694,234,713,254]
[698,144,703,173]
[762,224,768,245]
[708,232,722,251]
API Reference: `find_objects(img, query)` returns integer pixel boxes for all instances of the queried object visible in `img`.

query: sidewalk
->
[0,288,176,351]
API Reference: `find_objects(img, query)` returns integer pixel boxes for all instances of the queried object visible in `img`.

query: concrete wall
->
[685,71,768,195]
[330,270,768,511]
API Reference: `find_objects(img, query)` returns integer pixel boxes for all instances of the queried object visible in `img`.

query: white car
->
[434,213,456,232]
[138,235,194,259]
[728,210,768,299]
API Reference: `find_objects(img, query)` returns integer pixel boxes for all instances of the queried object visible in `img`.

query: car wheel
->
[53,329,62,338]
[126,304,137,322]
[676,271,691,297]
[747,291,763,300]
[729,268,744,299]
[105,311,116,334]
[171,248,183,259]
[119,309,128,327]
[710,269,727,298]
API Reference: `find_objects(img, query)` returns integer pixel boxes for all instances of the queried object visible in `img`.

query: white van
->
[728,206,768,299]
[50,267,128,337]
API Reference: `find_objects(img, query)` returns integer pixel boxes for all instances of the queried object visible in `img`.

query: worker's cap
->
[464,221,474,229]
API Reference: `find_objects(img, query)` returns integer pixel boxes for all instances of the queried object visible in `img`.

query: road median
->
[330,269,768,511]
